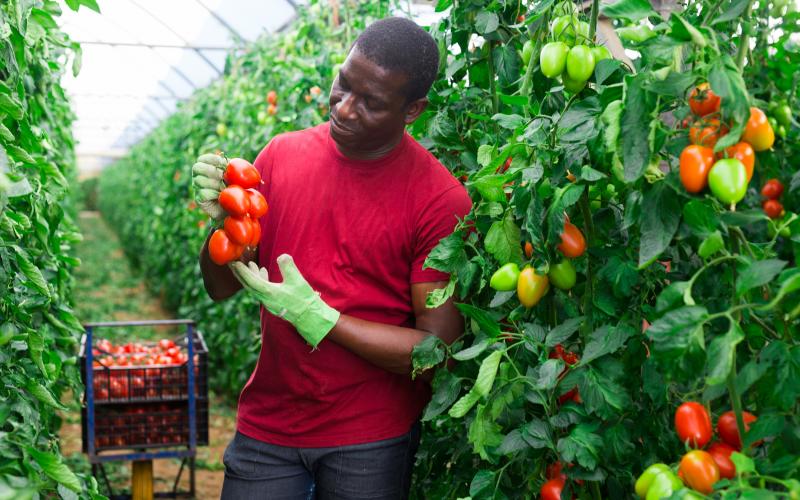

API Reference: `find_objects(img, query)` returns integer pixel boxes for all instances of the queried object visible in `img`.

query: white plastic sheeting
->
[60,0,298,175]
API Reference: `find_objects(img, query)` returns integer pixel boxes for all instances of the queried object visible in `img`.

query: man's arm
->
[199,229,255,301]
[325,281,463,376]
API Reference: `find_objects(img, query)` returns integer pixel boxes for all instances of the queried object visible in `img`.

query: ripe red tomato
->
[706,442,736,479]
[249,217,261,246]
[218,185,250,217]
[558,387,581,405]
[267,90,278,105]
[689,118,728,148]
[496,157,512,174]
[524,241,533,259]
[224,215,254,246]
[717,411,757,450]
[158,339,175,350]
[688,83,721,117]
[209,229,244,265]
[224,158,261,189]
[546,461,564,480]
[679,145,715,193]
[761,178,784,200]
[722,142,755,182]
[558,222,586,258]
[679,450,720,494]
[246,189,268,218]
[742,107,774,151]
[763,199,783,219]
[110,377,129,399]
[675,402,713,448]
[540,476,565,500]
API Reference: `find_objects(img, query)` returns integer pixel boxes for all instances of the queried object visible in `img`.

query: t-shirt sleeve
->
[411,183,473,283]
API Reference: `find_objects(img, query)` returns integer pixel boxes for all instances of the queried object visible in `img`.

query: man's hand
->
[192,153,227,220]
[230,255,340,347]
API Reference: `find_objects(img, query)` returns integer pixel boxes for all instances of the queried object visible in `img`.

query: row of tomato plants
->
[409,0,799,497]
[95,0,800,498]
[0,0,106,497]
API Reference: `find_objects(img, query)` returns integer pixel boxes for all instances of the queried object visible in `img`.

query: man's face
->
[328,48,419,157]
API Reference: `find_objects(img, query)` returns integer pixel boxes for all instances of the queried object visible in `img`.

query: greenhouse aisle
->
[58,209,236,499]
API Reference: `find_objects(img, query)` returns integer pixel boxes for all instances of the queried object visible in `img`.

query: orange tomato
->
[558,221,586,258]
[689,118,727,148]
[679,450,720,494]
[267,90,278,105]
[741,107,774,151]
[688,83,721,117]
[679,145,715,193]
[722,142,755,182]
[267,103,278,115]
[517,266,549,308]
[524,241,533,259]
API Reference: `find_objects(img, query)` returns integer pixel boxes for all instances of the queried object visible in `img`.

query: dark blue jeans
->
[220,423,421,499]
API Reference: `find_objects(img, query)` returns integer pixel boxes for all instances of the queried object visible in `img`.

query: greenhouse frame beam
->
[192,0,246,43]
[74,40,231,51]
[126,0,224,77]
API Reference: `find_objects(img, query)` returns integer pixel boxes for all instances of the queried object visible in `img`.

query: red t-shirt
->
[236,122,472,447]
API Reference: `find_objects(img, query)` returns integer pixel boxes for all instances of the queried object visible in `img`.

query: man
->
[194,17,471,499]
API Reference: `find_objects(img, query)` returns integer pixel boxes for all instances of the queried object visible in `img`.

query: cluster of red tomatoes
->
[679,83,774,207]
[761,178,785,219]
[208,158,268,265]
[548,343,581,405]
[540,460,583,500]
[668,402,758,493]
[94,403,188,449]
[92,338,194,401]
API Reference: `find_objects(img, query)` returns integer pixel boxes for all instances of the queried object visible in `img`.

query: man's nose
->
[336,92,357,121]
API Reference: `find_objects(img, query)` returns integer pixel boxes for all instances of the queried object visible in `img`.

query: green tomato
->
[645,471,684,500]
[708,158,748,205]
[566,45,596,82]
[776,124,787,138]
[635,464,672,498]
[490,263,520,291]
[548,259,577,290]
[617,24,656,43]
[774,104,792,128]
[592,45,613,62]
[216,123,227,137]
[540,42,570,78]
[603,183,616,199]
[561,70,587,93]
[551,15,589,46]
[522,40,534,66]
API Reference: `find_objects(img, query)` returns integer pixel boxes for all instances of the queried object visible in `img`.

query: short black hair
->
[352,17,440,102]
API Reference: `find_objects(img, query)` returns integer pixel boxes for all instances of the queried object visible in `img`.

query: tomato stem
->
[488,40,499,119]
[588,0,599,42]
[578,191,594,335]
[726,349,749,457]
[735,0,757,70]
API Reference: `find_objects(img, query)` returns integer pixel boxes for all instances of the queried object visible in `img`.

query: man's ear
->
[404,97,429,125]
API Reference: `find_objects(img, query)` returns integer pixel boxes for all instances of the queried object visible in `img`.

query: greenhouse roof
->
[60,0,300,175]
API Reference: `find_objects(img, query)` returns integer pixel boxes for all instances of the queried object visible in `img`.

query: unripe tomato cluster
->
[538,14,611,94]
[767,99,793,139]
[489,218,585,309]
[761,178,785,219]
[637,402,760,497]
[209,158,268,265]
[679,83,775,208]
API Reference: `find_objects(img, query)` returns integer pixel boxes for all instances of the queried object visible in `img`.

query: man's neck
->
[336,133,403,161]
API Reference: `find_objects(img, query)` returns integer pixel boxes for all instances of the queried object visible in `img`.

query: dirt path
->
[61,211,237,499]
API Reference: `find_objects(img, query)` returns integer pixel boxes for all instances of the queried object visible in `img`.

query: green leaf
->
[579,166,606,181]
[743,414,785,448]
[469,470,495,498]
[493,45,521,88]
[698,230,725,259]
[473,350,503,397]
[706,323,744,385]
[491,113,525,130]
[545,316,585,347]
[581,325,633,364]
[683,200,718,237]
[721,209,765,226]
[497,429,527,455]
[546,184,585,242]
[639,183,681,267]
[25,379,66,410]
[457,303,502,338]
[471,175,507,203]
[736,259,787,297]
[621,74,652,182]
[26,447,81,492]
[730,452,756,475]
[411,335,447,377]
[477,144,494,167]
[579,365,632,417]
[532,359,564,390]
[520,418,553,449]
[426,275,456,308]
[646,306,708,358]
[0,93,24,120]
[453,338,491,361]
[424,232,467,273]
[712,0,751,25]
[644,71,696,98]
[709,57,751,152]
[557,423,603,469]
[468,404,504,460]
[18,254,50,299]
[601,0,659,21]
[669,13,706,47]
[449,390,480,418]
[422,369,462,421]
[475,11,499,34]
[601,99,622,153]
[484,212,523,265]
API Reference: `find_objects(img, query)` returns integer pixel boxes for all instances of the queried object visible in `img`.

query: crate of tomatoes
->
[79,320,209,456]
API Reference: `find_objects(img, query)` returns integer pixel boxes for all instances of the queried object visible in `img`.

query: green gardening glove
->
[230,255,340,347]
[192,153,227,220]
